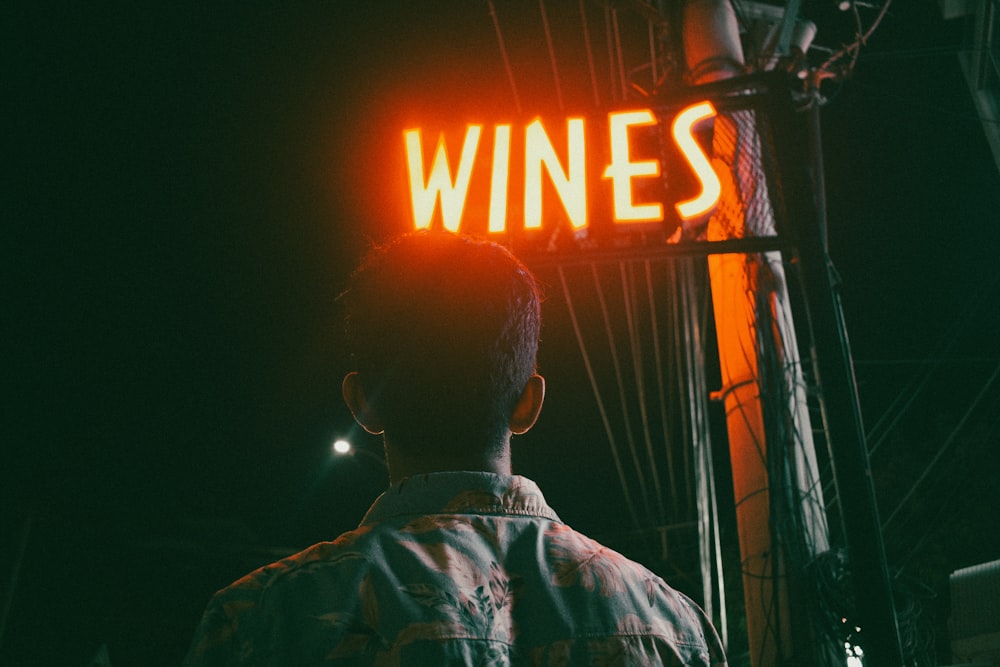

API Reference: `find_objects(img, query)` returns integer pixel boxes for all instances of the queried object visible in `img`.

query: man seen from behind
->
[185,230,727,665]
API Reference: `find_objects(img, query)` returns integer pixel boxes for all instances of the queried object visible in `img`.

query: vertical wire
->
[595,262,655,526]
[684,258,713,621]
[699,258,729,646]
[623,261,668,532]
[647,15,659,93]
[646,259,681,511]
[539,0,565,112]
[611,8,629,100]
[670,260,695,513]
[687,258,729,646]
[682,263,699,508]
[558,264,643,532]
[487,0,523,114]
[603,6,619,102]
[737,257,769,469]
[708,404,730,647]
[751,258,785,656]
[772,254,830,558]
[578,0,602,108]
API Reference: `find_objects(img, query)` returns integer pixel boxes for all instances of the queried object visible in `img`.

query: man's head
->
[340,231,544,472]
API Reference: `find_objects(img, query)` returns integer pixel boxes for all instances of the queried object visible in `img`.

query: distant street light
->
[331,438,386,469]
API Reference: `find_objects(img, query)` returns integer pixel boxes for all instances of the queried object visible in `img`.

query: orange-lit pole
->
[683,3,779,661]
[683,2,829,665]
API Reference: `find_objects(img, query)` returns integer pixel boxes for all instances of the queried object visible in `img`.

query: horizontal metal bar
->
[522,235,796,268]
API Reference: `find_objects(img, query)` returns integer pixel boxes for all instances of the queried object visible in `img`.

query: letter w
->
[404,126,481,231]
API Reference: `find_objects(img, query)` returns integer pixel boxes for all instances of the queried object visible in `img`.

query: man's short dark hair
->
[342,230,542,455]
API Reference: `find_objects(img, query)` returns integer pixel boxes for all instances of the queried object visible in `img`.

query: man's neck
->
[385,440,512,484]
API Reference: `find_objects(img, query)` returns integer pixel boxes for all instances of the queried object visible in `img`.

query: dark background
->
[5,1,999,664]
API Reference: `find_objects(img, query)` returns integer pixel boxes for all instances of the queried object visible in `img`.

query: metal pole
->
[779,82,905,667]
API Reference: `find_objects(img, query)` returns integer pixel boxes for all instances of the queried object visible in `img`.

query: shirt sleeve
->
[182,594,249,667]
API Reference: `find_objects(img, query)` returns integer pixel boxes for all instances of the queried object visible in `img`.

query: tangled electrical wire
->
[814,0,894,87]
[729,0,895,105]
[807,549,939,666]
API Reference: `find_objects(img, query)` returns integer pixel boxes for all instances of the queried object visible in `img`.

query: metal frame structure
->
[521,71,904,667]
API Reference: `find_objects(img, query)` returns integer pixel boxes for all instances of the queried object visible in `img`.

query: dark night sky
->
[5,1,999,664]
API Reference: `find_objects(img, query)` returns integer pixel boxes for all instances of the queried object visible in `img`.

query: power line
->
[882,361,1000,530]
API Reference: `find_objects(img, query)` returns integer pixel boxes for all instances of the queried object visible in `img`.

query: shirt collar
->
[360,471,561,526]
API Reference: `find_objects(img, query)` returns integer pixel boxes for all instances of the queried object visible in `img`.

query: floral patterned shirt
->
[185,471,726,666]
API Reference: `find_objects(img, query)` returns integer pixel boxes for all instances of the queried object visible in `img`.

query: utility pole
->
[681,1,832,665]
[677,0,904,663]
[777,72,905,666]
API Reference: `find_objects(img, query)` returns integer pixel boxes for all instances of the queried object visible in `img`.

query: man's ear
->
[509,374,545,435]
[342,372,384,435]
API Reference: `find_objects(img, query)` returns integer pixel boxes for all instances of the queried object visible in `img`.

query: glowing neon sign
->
[404,101,720,234]
[671,102,722,220]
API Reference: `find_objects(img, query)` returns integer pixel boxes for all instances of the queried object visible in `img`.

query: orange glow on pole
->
[603,110,663,222]
[488,125,511,233]
[524,118,587,230]
[672,101,721,220]
[404,125,482,231]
